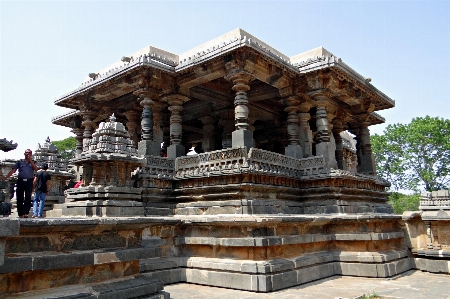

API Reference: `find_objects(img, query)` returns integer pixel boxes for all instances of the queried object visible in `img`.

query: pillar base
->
[316,142,338,169]
[138,140,160,157]
[167,144,185,159]
[232,129,253,151]
[358,154,376,175]
[285,145,303,159]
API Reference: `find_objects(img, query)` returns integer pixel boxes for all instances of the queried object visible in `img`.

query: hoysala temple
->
[1,29,449,298]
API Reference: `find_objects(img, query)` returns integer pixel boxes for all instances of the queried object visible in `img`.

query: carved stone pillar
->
[134,89,160,157]
[71,128,84,157]
[199,116,216,152]
[284,97,302,159]
[312,97,337,169]
[163,94,189,158]
[225,72,254,151]
[332,119,346,170]
[80,111,97,152]
[217,109,234,149]
[153,102,165,145]
[298,102,313,158]
[123,111,139,147]
[356,119,377,175]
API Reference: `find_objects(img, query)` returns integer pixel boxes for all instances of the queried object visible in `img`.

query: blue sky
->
[1,0,449,160]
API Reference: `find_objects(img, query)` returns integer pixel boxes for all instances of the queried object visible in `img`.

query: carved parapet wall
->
[419,190,450,220]
[167,147,391,216]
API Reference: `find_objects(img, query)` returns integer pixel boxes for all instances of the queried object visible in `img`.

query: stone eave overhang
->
[295,56,395,111]
[54,56,177,108]
[51,109,79,127]
[175,35,299,73]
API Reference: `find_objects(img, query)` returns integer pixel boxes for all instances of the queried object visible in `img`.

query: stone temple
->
[1,29,448,298]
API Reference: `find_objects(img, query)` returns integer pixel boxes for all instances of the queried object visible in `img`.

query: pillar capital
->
[161,94,189,106]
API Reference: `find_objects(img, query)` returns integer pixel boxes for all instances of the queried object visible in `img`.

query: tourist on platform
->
[73,175,83,188]
[2,149,38,218]
[32,163,51,218]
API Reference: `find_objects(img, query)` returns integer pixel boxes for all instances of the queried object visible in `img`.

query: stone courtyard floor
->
[164,270,450,299]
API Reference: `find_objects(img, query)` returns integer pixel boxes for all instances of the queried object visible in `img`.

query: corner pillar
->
[284,97,302,159]
[356,119,376,175]
[311,95,337,169]
[71,128,84,157]
[123,111,139,147]
[298,102,313,158]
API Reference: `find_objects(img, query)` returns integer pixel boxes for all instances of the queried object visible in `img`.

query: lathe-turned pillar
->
[284,97,302,159]
[311,93,337,169]
[71,128,84,157]
[332,119,346,170]
[163,94,189,158]
[123,110,139,147]
[134,89,160,157]
[80,110,97,152]
[199,116,216,152]
[356,119,377,175]
[225,72,254,151]
[298,102,313,158]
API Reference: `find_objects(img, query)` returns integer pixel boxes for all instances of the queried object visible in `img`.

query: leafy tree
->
[371,116,450,192]
[51,137,77,160]
[388,192,420,214]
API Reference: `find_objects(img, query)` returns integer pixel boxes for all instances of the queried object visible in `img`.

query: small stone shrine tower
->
[33,137,74,214]
[59,115,146,217]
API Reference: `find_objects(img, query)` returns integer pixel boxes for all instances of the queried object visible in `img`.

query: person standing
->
[2,149,38,218]
[32,163,51,218]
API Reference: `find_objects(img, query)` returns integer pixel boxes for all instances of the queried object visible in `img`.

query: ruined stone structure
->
[32,137,74,213]
[0,139,17,217]
[2,29,432,298]
[50,115,146,217]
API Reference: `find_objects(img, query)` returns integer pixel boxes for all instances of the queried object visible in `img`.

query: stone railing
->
[420,190,450,210]
[139,156,176,180]
[174,147,326,180]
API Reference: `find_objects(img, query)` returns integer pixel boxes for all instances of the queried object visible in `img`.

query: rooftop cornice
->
[54,55,176,106]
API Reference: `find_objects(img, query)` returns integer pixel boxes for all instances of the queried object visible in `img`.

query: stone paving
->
[164,270,450,299]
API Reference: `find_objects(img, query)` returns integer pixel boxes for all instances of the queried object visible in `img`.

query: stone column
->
[163,94,189,158]
[134,89,160,157]
[217,109,234,149]
[80,111,97,152]
[123,111,139,147]
[284,97,302,159]
[356,119,377,175]
[226,73,254,151]
[153,102,165,145]
[298,102,313,158]
[199,116,216,152]
[71,128,84,157]
[332,119,346,170]
[313,97,337,169]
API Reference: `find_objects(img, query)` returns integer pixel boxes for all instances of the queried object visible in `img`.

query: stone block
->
[167,144,185,159]
[315,142,337,169]
[285,144,303,159]
[0,256,32,273]
[271,271,297,290]
[0,218,19,237]
[232,129,253,151]
[34,251,93,271]
[138,140,160,157]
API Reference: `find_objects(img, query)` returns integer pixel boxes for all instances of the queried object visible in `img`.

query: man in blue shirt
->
[32,163,51,218]
[2,149,38,218]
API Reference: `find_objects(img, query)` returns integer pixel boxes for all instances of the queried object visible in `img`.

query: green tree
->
[371,116,450,192]
[51,137,77,160]
[388,192,420,214]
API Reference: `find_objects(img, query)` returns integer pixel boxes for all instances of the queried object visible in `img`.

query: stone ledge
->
[0,247,160,274]
[174,232,404,246]
[3,275,168,299]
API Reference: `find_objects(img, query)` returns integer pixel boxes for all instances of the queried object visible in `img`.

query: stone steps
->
[3,275,169,299]
[139,250,412,292]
